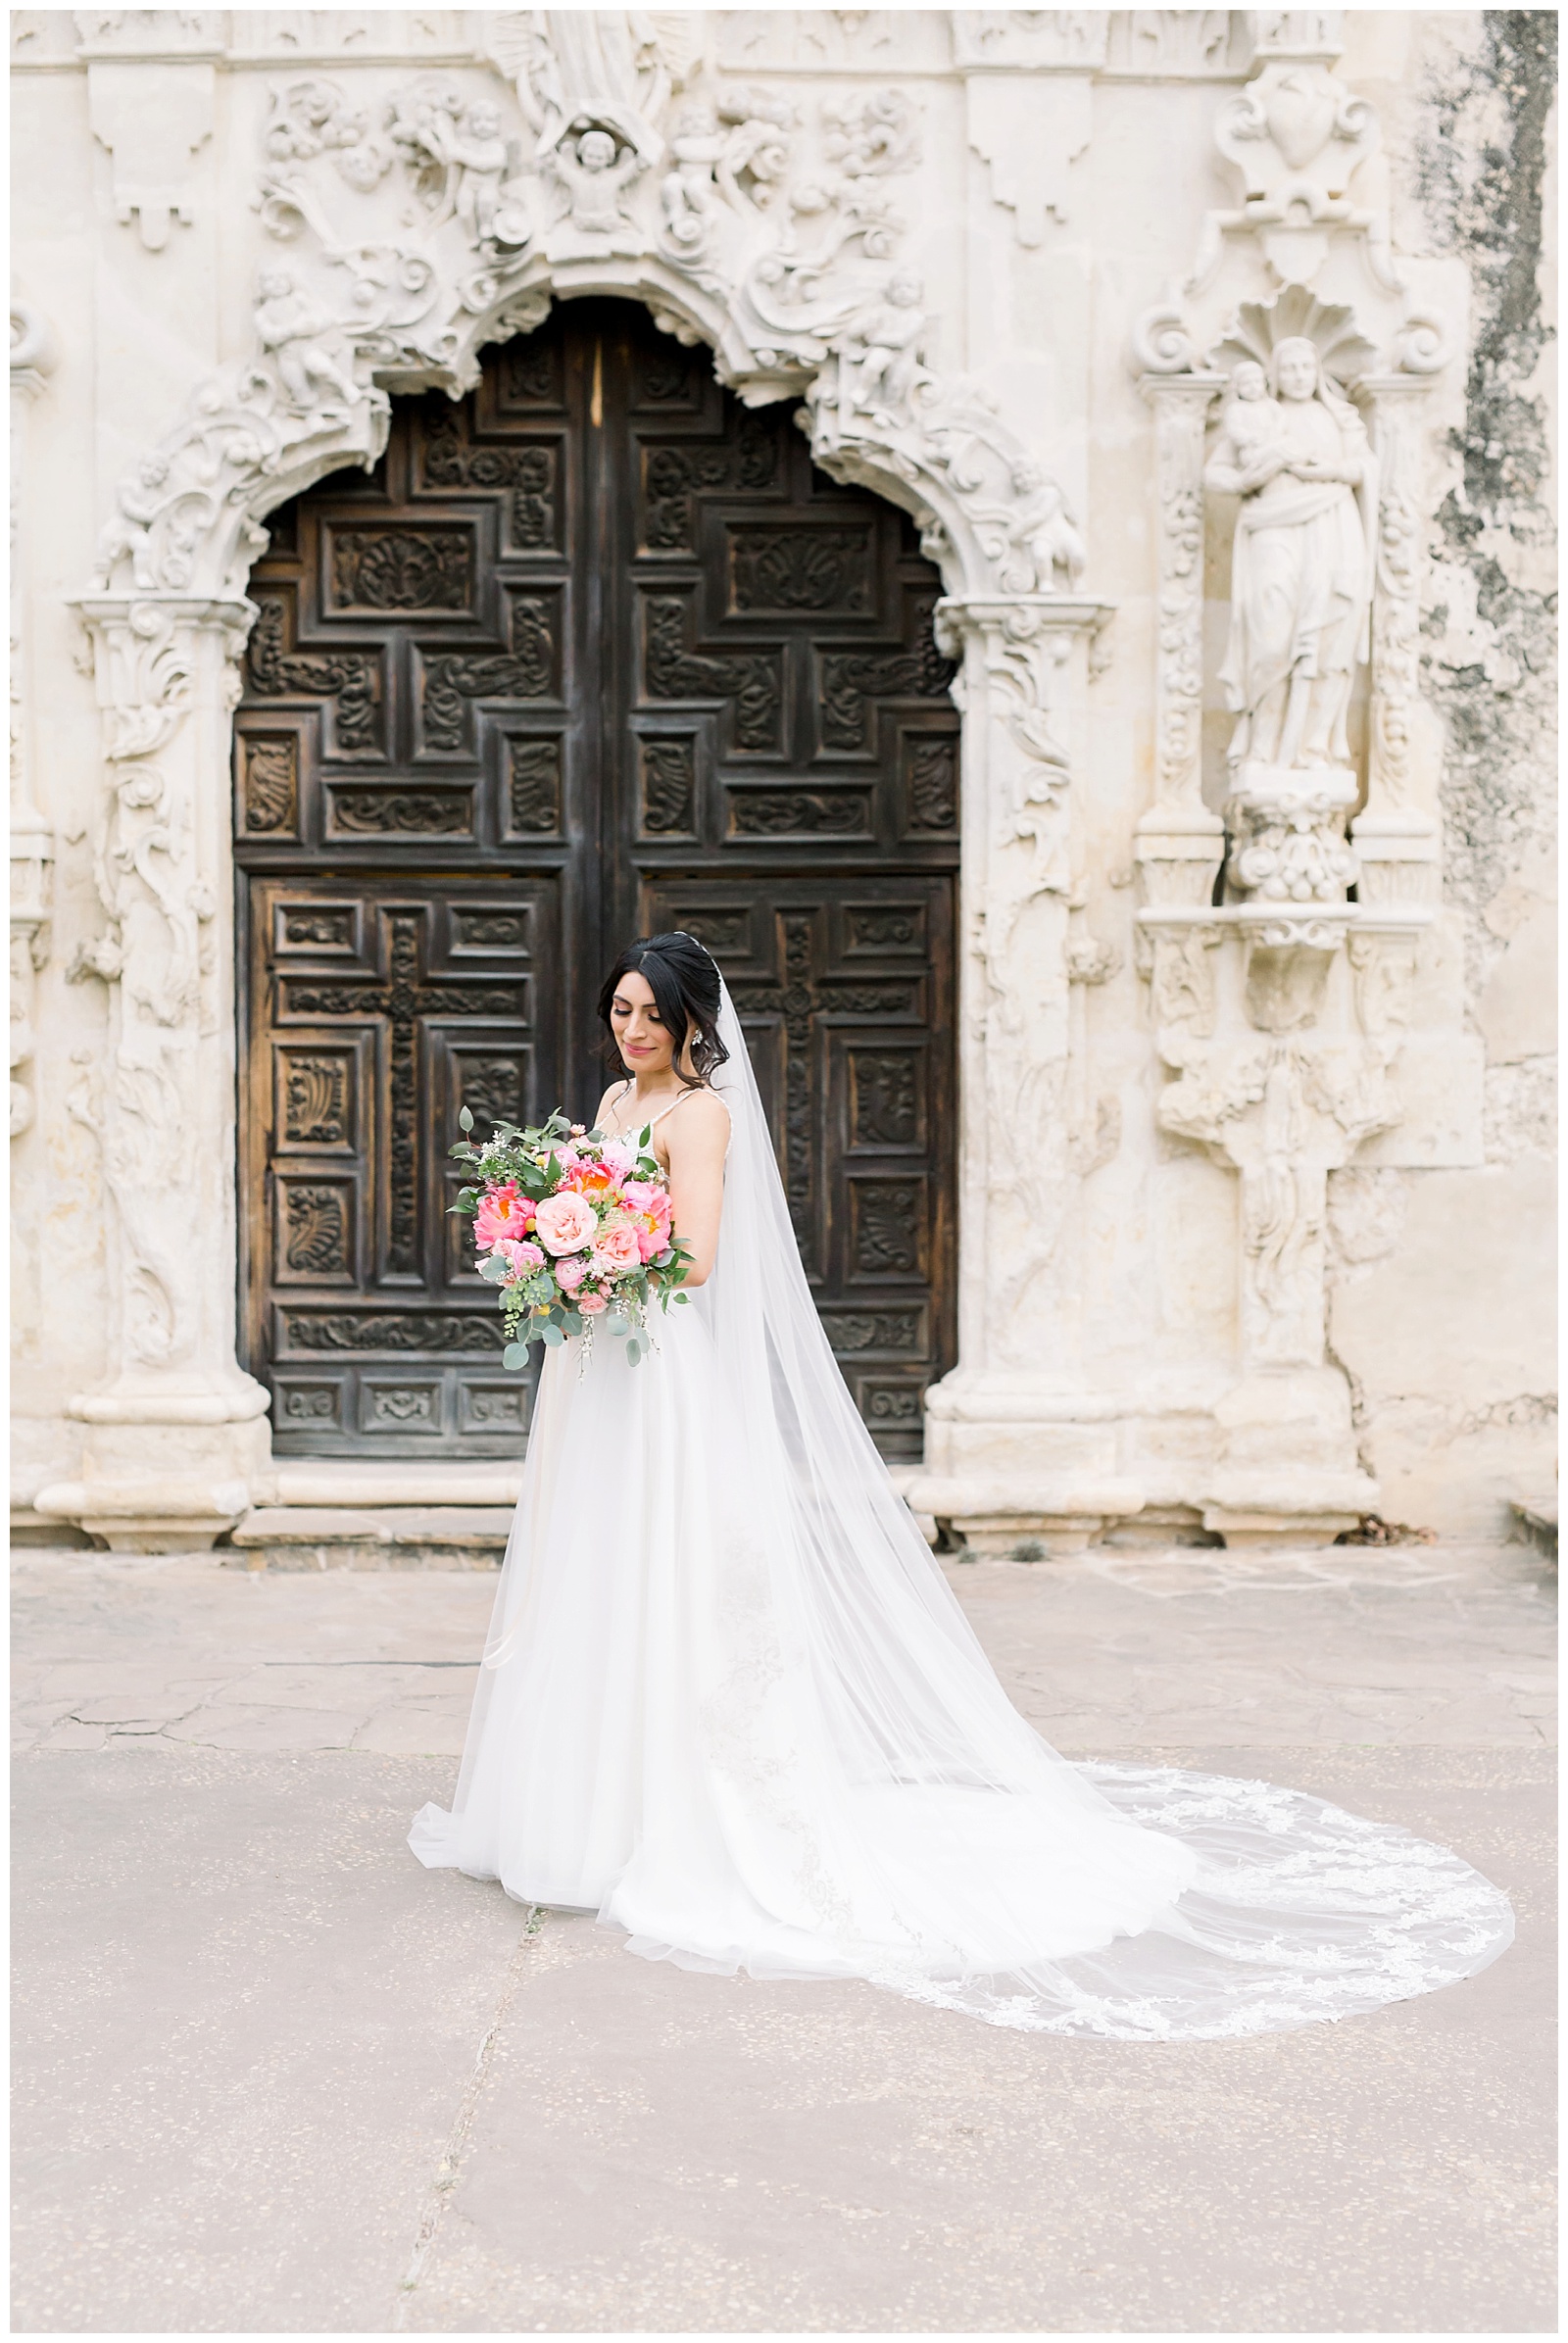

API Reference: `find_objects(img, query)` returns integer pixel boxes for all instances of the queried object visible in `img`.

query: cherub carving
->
[253,271,360,413]
[839,269,927,421]
[542,124,647,249]
[659,99,726,258]
[1005,456,1088,592]
[425,99,511,244]
[90,455,171,592]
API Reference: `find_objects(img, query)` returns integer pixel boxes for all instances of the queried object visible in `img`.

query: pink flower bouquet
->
[451,1108,692,1367]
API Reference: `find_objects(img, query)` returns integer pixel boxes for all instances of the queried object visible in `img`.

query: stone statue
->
[425,99,511,244]
[530,10,671,146]
[1204,336,1373,780]
[660,99,726,258]
[543,125,647,251]
[90,454,171,591]
[840,269,927,422]
[253,271,360,413]
[1006,455,1088,592]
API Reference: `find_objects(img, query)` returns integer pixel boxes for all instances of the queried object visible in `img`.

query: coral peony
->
[474,1182,529,1250]
[620,1179,673,1260]
[555,1253,588,1293]
[590,1225,641,1275]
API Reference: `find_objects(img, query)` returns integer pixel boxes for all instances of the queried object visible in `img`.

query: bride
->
[411,932,1512,2037]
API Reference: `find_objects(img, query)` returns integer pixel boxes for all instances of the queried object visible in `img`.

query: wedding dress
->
[411,974,1513,2038]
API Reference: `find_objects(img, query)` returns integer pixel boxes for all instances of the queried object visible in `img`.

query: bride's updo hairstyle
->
[598,931,729,1088]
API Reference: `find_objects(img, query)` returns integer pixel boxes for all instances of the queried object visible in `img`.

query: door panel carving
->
[238,301,956,1459]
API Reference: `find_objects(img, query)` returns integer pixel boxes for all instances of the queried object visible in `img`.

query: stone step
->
[263,1461,524,1507]
[228,1506,514,1572]
[226,1467,938,1567]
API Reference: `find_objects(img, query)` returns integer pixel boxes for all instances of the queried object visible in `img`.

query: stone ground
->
[11,1538,1557,2336]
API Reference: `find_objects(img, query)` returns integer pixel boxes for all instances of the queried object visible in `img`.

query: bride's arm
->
[661,1092,731,1288]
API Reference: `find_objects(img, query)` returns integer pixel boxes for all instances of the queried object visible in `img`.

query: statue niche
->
[1204,334,1374,911]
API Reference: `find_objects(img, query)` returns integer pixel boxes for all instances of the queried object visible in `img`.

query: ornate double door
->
[236,300,959,1459]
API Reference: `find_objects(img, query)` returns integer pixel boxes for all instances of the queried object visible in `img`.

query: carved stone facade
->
[10,10,1555,1548]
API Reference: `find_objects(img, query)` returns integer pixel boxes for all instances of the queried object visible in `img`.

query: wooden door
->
[236,300,958,1458]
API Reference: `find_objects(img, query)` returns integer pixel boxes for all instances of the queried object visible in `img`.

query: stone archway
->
[234,299,962,1464]
[46,132,1105,1543]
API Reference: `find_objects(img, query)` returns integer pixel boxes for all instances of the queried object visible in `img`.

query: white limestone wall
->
[10,10,1555,1543]
[1326,12,1557,1534]
[13,57,102,1505]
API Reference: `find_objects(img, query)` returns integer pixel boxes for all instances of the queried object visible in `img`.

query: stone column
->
[1351,373,1443,931]
[907,595,1144,1553]
[1133,371,1229,903]
[10,296,55,1141]
[1131,372,1231,1044]
[35,595,271,1549]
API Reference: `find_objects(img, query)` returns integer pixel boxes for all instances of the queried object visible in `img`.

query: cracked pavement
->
[11,1539,1556,2333]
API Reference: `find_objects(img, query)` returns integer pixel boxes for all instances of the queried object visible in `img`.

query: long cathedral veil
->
[652,972,1512,2032]
[416,961,1513,2039]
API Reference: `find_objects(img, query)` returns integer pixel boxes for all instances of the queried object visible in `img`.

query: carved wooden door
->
[236,300,958,1458]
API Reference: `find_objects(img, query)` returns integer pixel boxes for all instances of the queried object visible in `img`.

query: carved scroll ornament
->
[87,38,1084,615]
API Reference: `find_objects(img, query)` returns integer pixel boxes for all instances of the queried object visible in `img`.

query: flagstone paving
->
[11,1539,1555,2334]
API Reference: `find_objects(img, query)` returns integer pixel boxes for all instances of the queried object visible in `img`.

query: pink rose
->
[591,1225,642,1275]
[600,1138,639,1178]
[579,1293,608,1315]
[533,1190,598,1255]
[474,1182,528,1250]
[500,1239,544,1273]
[555,1253,588,1293]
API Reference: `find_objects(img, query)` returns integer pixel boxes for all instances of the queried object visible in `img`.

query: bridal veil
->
[412,967,1513,2038]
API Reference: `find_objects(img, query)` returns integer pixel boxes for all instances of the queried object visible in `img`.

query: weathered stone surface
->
[7,11,1555,1544]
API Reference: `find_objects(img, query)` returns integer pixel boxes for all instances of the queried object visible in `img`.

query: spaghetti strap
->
[603,1083,705,1140]
[643,1088,701,1133]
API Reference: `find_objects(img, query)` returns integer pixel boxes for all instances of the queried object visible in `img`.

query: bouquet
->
[451,1107,692,1367]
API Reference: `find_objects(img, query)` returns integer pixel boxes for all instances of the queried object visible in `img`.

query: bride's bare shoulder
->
[665,1087,730,1150]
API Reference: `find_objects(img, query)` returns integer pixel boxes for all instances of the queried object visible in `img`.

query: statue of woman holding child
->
[1204,337,1376,780]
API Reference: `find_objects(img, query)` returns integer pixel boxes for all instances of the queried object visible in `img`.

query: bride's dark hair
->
[598,931,729,1089]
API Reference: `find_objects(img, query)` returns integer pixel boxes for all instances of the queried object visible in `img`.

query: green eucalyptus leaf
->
[458,1105,474,1132]
[539,1323,564,1347]
[502,1342,530,1370]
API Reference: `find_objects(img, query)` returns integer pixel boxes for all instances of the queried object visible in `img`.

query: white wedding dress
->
[411,977,1513,2038]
